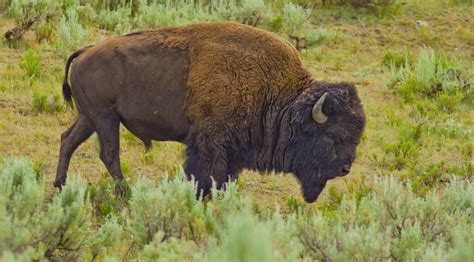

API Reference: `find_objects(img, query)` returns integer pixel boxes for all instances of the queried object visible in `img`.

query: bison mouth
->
[302,180,327,203]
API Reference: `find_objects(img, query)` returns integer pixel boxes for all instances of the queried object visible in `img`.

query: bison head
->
[286,82,366,202]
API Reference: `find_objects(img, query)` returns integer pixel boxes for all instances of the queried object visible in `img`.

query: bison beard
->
[56,22,366,203]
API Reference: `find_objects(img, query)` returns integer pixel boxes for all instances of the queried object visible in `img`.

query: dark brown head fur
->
[285,82,366,202]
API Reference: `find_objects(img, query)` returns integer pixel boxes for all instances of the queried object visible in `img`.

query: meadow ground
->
[0,0,472,260]
[1,1,472,209]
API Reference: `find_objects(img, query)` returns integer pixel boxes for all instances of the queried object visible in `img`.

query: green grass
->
[19,49,40,78]
[0,0,473,260]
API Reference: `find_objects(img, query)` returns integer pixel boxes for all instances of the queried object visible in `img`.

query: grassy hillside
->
[0,0,472,260]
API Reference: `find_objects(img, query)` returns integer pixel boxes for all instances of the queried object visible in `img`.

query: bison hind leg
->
[95,110,130,197]
[55,115,94,189]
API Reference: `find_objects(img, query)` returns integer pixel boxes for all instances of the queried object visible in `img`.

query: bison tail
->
[62,80,73,108]
[62,46,92,108]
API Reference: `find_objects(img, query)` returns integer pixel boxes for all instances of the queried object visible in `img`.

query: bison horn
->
[312,92,328,124]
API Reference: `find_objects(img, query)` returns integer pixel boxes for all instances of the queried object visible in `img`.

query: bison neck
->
[247,104,294,173]
[245,80,316,175]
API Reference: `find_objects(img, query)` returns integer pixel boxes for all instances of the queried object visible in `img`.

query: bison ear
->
[317,84,355,115]
[293,82,358,127]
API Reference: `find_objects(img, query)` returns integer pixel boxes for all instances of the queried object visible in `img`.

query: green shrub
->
[380,111,470,194]
[203,180,248,234]
[381,120,423,170]
[382,49,412,69]
[32,91,64,114]
[125,171,249,258]
[134,1,166,29]
[75,3,99,25]
[297,176,473,261]
[282,2,314,50]
[231,0,272,27]
[430,119,471,139]
[285,196,306,213]
[135,0,215,29]
[126,175,207,249]
[19,49,40,78]
[87,218,122,261]
[407,161,448,195]
[1,157,472,260]
[134,0,272,31]
[282,2,312,38]
[56,8,90,58]
[318,185,344,212]
[389,47,472,109]
[305,28,335,47]
[34,20,55,43]
[141,151,156,165]
[204,210,302,262]
[98,3,132,32]
[415,48,438,92]
[0,158,121,261]
[132,173,470,261]
[40,175,95,260]
[8,0,61,23]
[139,234,192,261]
[88,176,128,221]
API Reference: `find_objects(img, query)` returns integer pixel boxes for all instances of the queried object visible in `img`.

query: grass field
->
[0,0,473,261]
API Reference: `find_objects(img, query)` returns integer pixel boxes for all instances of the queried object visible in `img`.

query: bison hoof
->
[53,180,65,189]
[114,180,131,199]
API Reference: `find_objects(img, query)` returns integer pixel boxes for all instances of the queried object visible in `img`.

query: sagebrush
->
[0,158,472,260]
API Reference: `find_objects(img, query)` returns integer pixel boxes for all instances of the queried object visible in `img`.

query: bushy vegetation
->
[19,49,40,78]
[1,0,472,260]
[388,47,473,110]
[321,0,396,6]
[298,176,473,261]
[0,158,121,261]
[3,0,337,53]
[57,8,90,57]
[1,158,472,260]
[31,91,64,114]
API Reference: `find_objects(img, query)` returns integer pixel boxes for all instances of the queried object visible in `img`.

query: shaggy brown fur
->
[57,22,366,202]
[120,22,312,129]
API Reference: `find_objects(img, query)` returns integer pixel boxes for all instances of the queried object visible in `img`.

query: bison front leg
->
[184,133,232,199]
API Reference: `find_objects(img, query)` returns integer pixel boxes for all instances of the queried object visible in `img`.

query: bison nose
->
[341,165,351,176]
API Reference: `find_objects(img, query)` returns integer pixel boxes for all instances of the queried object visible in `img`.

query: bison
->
[55,22,366,202]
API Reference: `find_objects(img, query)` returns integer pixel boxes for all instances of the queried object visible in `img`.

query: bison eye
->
[327,134,335,139]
